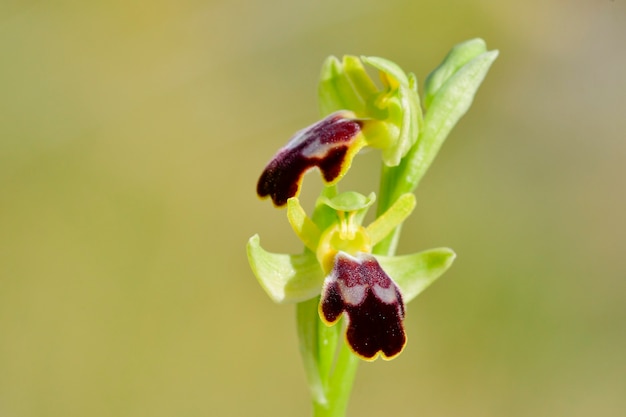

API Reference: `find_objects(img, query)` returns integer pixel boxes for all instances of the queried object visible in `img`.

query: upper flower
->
[257,111,365,207]
[257,56,422,207]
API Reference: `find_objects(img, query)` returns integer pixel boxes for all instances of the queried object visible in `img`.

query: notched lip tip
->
[256,191,292,208]
[344,335,407,362]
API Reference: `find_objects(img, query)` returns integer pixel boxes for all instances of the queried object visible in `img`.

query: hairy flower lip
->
[319,251,406,361]
[257,111,364,207]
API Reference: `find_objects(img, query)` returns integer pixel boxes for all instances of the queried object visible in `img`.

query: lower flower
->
[320,251,406,361]
[247,193,456,361]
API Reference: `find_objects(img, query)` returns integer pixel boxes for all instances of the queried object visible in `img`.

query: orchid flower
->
[257,55,421,207]
[248,191,455,360]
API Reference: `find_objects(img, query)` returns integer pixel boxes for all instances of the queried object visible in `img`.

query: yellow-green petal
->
[366,193,416,246]
[287,197,321,252]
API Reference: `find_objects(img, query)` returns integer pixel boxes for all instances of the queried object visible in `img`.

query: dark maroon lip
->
[320,252,406,360]
[257,112,363,207]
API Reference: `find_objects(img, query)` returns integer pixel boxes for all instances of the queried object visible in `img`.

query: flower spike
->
[257,111,366,207]
[247,41,498,415]
[320,251,406,361]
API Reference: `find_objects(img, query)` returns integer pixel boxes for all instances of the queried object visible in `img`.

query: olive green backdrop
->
[1,1,625,416]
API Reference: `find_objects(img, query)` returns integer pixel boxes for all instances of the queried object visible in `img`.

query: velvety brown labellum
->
[320,252,406,360]
[257,112,362,206]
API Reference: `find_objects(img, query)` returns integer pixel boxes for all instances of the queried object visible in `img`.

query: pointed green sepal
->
[376,248,456,303]
[361,56,410,87]
[247,235,324,303]
[311,185,340,232]
[319,191,375,212]
[318,191,376,226]
[362,56,421,167]
[318,55,377,116]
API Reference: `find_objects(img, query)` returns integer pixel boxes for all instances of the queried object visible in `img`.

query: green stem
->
[298,163,416,416]
[293,184,361,417]
[296,299,360,417]
[299,157,421,415]
[296,298,326,405]
[312,339,359,417]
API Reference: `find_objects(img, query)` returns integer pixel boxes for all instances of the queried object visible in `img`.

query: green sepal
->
[376,248,456,303]
[318,55,377,117]
[361,56,409,86]
[247,235,324,303]
[319,191,375,212]
[311,186,340,233]
[362,56,421,167]
[318,191,376,226]
[423,38,488,110]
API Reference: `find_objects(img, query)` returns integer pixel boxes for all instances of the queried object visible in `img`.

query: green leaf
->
[247,235,324,303]
[423,38,488,110]
[376,248,456,303]
[390,47,498,202]
[296,297,327,405]
[419,48,499,165]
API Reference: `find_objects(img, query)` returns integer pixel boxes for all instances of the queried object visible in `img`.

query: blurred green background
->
[1,0,625,416]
